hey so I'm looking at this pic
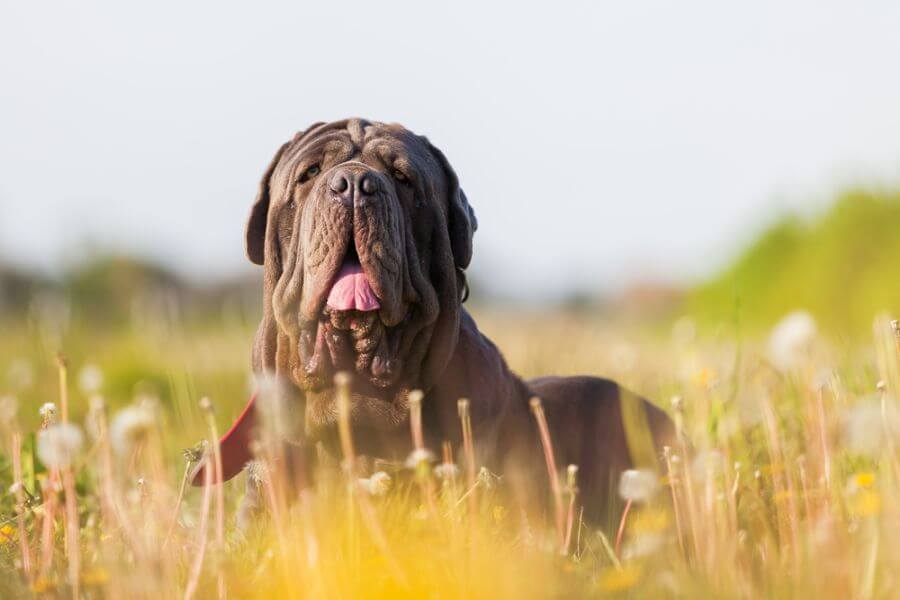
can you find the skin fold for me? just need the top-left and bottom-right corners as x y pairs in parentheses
(195, 118), (676, 528)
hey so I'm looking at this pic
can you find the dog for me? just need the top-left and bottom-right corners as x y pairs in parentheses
(193, 119), (676, 528)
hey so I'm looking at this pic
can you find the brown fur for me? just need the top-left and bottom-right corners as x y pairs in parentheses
(230, 118), (675, 525)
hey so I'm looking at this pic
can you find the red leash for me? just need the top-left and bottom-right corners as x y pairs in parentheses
(191, 393), (258, 486)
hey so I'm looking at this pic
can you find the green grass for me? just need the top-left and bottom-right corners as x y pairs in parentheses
(1, 308), (900, 598)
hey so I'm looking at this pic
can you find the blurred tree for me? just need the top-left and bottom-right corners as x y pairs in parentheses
(690, 188), (900, 336)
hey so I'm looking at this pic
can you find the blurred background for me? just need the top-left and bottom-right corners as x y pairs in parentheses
(3, 1), (900, 341)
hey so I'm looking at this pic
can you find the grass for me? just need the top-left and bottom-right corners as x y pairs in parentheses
(1, 306), (899, 598)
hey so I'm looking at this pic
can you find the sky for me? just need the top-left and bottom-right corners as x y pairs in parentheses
(2, 1), (900, 299)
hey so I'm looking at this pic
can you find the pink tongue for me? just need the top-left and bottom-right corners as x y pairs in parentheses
(326, 260), (381, 312)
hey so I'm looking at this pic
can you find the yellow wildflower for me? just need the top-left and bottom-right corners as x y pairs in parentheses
(692, 367), (717, 389)
(81, 567), (110, 586)
(854, 472), (876, 489)
(0, 524), (15, 544)
(849, 490), (882, 517)
(597, 564), (642, 593)
(31, 577), (56, 593)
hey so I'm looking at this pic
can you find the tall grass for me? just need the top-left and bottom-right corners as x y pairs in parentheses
(1, 308), (899, 598)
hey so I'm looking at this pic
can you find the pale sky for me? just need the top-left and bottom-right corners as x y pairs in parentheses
(3, 1), (900, 298)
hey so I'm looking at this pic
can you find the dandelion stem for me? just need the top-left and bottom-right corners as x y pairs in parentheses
(529, 397), (565, 547)
(334, 372), (409, 589)
(200, 397), (226, 600)
(183, 455), (213, 600)
(11, 432), (32, 580)
(62, 467), (80, 599)
(663, 446), (687, 559)
(614, 499), (633, 558)
(562, 464), (578, 556)
(458, 399), (477, 514)
(162, 459), (194, 551)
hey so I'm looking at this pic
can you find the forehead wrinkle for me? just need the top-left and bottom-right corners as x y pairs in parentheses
(280, 132), (351, 175)
(363, 136), (424, 173)
(347, 118), (370, 145)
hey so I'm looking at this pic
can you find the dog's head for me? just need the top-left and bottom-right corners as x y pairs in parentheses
(248, 119), (476, 437)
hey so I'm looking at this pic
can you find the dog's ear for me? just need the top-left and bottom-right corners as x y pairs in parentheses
(425, 140), (478, 270)
(245, 142), (290, 265)
(245, 124), (325, 265)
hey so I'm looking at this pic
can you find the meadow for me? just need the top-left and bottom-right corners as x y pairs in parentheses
(1, 300), (899, 599)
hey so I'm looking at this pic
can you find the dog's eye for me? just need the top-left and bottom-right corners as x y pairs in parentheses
(393, 170), (410, 184)
(298, 164), (321, 184)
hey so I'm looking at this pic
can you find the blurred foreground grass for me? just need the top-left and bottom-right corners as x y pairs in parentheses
(1, 305), (900, 598)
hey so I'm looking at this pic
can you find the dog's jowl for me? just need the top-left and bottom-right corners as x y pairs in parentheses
(193, 119), (676, 527)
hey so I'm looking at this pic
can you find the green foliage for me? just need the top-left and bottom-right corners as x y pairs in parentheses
(689, 188), (900, 336)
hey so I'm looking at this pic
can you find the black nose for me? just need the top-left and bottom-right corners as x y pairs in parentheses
(329, 168), (379, 206)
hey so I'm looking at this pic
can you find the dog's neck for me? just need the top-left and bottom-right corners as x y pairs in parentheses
(309, 308), (532, 467)
(422, 309), (533, 455)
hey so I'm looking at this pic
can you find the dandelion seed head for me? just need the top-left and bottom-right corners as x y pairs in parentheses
(361, 471), (392, 496)
(567, 464), (579, 489)
(408, 389), (423, 407)
(405, 448), (436, 469)
(618, 469), (659, 502)
(39, 402), (57, 426)
(477, 467), (501, 489)
(691, 450), (725, 481)
(77, 364), (104, 394)
(622, 532), (665, 560)
(246, 460), (269, 486)
(110, 404), (156, 456)
(37, 423), (84, 468)
(182, 440), (208, 463)
(457, 397), (470, 417)
(843, 401), (900, 457)
(433, 462), (459, 480)
(768, 310), (817, 372)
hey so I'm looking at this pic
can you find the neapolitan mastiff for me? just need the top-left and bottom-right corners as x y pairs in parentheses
(193, 119), (676, 527)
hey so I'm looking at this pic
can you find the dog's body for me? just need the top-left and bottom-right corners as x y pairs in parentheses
(194, 119), (675, 526)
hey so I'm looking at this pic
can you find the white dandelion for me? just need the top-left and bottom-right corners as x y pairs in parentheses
(768, 310), (817, 372)
(110, 404), (157, 456)
(477, 467), (502, 489)
(77, 364), (104, 394)
(618, 469), (659, 503)
(691, 449), (726, 482)
(39, 402), (57, 427)
(405, 448), (436, 469)
(359, 471), (392, 496)
(844, 400), (900, 457)
(622, 532), (665, 560)
(434, 462), (461, 480)
(37, 423), (84, 468)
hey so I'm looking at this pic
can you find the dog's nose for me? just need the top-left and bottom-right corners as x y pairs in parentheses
(329, 168), (379, 206)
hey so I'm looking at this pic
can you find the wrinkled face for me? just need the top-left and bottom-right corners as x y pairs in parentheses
(246, 119), (475, 436)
